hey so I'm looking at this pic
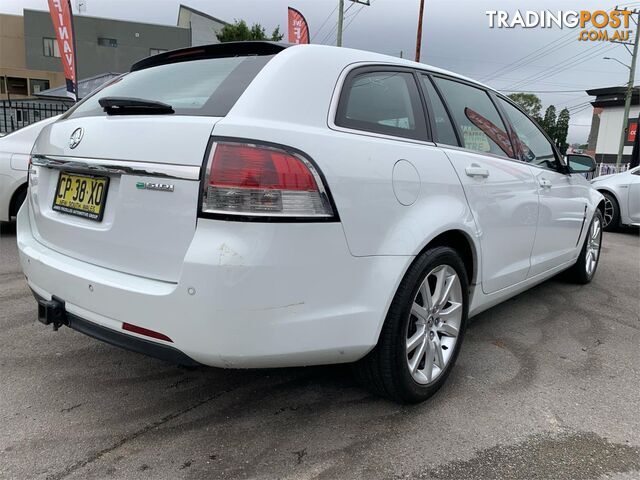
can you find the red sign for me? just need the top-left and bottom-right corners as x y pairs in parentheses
(47, 0), (77, 100)
(288, 7), (310, 44)
(628, 121), (637, 143)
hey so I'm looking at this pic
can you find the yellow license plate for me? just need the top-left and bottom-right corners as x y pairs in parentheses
(52, 172), (110, 222)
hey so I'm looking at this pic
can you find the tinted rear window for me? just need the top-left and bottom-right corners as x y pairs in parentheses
(68, 55), (274, 118)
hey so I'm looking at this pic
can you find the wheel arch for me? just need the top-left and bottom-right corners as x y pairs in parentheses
(416, 229), (478, 288)
(9, 182), (28, 218)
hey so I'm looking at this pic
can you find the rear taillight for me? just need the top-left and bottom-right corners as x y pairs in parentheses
(201, 141), (335, 219)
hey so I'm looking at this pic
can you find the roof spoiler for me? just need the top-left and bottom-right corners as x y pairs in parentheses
(131, 41), (290, 72)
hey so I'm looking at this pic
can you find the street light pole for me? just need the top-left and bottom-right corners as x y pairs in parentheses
(615, 13), (640, 169)
(337, 0), (344, 47)
(415, 0), (425, 62)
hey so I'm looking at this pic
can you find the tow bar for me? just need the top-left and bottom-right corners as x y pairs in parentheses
(35, 295), (68, 331)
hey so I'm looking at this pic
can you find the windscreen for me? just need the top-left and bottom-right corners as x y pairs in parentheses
(68, 55), (274, 118)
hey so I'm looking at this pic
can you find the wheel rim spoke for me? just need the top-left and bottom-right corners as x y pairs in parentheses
(409, 337), (427, 373)
(423, 340), (435, 381)
(411, 302), (429, 323)
(438, 321), (459, 338)
(433, 336), (445, 369)
(406, 326), (426, 353)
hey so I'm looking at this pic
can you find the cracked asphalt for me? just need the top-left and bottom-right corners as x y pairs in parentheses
(1, 221), (638, 480)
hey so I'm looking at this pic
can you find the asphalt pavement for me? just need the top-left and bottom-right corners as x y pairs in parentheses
(0, 221), (638, 480)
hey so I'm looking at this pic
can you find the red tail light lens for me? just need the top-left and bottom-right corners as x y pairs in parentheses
(201, 141), (334, 218)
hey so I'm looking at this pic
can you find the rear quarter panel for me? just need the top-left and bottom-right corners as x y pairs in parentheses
(215, 46), (479, 265)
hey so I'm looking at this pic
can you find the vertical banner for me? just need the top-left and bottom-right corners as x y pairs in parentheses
(47, 0), (78, 101)
(288, 7), (310, 44)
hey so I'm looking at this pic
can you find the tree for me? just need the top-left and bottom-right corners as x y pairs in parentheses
(554, 108), (570, 154)
(540, 105), (557, 139)
(507, 93), (542, 121)
(216, 20), (284, 42)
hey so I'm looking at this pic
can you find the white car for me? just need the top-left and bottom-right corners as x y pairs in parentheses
(591, 166), (640, 230)
(18, 43), (604, 403)
(0, 116), (59, 222)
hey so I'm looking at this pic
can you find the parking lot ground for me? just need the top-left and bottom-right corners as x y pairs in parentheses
(0, 222), (639, 480)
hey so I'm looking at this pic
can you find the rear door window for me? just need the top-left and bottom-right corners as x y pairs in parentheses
(420, 75), (458, 147)
(336, 70), (427, 140)
(433, 77), (514, 159)
(68, 55), (274, 118)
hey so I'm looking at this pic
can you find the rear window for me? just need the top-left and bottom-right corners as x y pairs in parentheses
(68, 55), (274, 118)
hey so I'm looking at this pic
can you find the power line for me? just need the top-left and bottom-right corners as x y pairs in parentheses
(480, 31), (577, 82)
(481, 1), (634, 83)
(311, 3), (339, 42)
(504, 43), (618, 91)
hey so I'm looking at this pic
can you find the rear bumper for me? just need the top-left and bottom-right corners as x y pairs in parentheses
(32, 291), (200, 366)
(17, 202), (411, 368)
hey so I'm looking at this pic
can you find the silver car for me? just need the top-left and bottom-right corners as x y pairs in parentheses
(591, 166), (640, 230)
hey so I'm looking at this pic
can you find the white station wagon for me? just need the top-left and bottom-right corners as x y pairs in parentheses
(18, 43), (604, 403)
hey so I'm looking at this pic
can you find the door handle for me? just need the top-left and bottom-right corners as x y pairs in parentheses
(539, 177), (552, 189)
(465, 164), (489, 178)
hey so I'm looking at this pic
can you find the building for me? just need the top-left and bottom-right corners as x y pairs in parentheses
(177, 4), (227, 46)
(586, 86), (640, 164)
(0, 14), (65, 101)
(24, 9), (191, 80)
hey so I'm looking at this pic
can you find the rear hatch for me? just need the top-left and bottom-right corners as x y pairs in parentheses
(28, 43), (282, 283)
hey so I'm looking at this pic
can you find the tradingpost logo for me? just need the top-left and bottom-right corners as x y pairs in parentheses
(486, 10), (633, 42)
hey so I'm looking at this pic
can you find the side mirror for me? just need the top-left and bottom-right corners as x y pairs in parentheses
(566, 154), (596, 174)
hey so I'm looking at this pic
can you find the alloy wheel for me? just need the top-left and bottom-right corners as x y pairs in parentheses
(406, 264), (463, 385)
(603, 196), (614, 229)
(586, 217), (602, 277)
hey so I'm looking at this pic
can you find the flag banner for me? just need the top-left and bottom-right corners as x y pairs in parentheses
(47, 0), (77, 100)
(288, 7), (310, 44)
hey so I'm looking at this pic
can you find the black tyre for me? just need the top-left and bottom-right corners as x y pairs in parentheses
(565, 209), (603, 284)
(353, 246), (469, 404)
(601, 192), (620, 231)
(10, 186), (27, 219)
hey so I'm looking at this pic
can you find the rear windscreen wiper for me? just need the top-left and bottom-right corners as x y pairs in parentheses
(98, 97), (175, 115)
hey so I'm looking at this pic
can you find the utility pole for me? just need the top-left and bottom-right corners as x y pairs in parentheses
(615, 8), (640, 169)
(336, 0), (370, 47)
(337, 0), (345, 47)
(415, 0), (426, 62)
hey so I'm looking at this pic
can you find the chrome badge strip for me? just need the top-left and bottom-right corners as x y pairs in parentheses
(31, 155), (200, 181)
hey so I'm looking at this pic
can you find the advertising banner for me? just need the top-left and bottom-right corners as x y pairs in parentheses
(288, 7), (310, 44)
(47, 0), (77, 100)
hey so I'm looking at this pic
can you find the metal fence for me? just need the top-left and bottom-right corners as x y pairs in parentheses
(585, 163), (630, 180)
(0, 100), (71, 134)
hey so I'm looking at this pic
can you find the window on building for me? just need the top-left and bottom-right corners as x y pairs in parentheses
(30, 79), (51, 95)
(43, 37), (61, 58)
(336, 70), (427, 140)
(433, 77), (514, 159)
(98, 37), (118, 48)
(5, 77), (28, 96)
(150, 48), (168, 56)
(0, 80), (5, 94)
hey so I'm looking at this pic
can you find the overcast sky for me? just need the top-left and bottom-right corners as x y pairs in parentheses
(3, 0), (638, 143)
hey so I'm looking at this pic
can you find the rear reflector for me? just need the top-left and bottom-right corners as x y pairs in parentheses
(122, 322), (173, 343)
(201, 141), (334, 218)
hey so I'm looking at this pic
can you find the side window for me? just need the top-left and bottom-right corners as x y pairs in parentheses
(498, 98), (558, 170)
(421, 76), (458, 146)
(336, 70), (427, 140)
(433, 77), (514, 158)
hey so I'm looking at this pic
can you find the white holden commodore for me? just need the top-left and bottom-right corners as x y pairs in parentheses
(18, 42), (604, 403)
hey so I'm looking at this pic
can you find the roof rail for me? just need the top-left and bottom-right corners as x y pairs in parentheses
(131, 41), (289, 72)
